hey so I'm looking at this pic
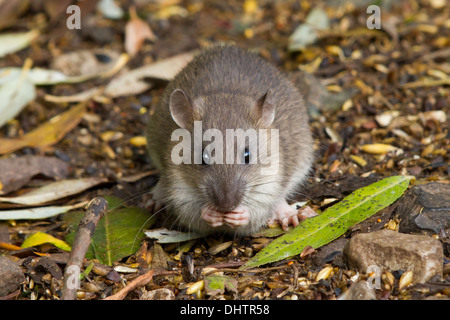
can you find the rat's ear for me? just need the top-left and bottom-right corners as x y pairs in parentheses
(169, 89), (193, 129)
(256, 89), (276, 127)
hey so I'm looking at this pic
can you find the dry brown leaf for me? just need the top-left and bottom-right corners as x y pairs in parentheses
(125, 7), (157, 56)
(0, 0), (30, 31)
(0, 155), (70, 195)
(0, 102), (86, 155)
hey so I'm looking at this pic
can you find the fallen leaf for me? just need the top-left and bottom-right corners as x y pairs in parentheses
(402, 77), (450, 88)
(204, 275), (238, 297)
(144, 228), (204, 244)
(50, 49), (123, 80)
(0, 0), (30, 31)
(0, 202), (87, 220)
(64, 196), (155, 266)
(0, 177), (108, 206)
(97, 0), (124, 19)
(0, 155), (71, 195)
(242, 175), (413, 269)
(125, 7), (157, 56)
(21, 231), (71, 251)
(288, 8), (329, 51)
(44, 87), (104, 103)
(0, 102), (86, 155)
(104, 51), (195, 97)
(0, 59), (36, 128)
(0, 29), (39, 58)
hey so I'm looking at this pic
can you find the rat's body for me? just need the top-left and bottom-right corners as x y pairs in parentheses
(146, 45), (314, 236)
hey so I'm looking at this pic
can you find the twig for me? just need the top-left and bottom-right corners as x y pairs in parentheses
(202, 263), (294, 276)
(102, 270), (154, 300)
(61, 197), (108, 300)
(0, 289), (20, 300)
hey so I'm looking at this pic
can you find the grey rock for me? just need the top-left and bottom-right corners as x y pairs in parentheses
(0, 256), (25, 296)
(397, 183), (450, 236)
(344, 229), (443, 284)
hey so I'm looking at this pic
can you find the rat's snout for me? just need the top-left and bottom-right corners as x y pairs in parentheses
(207, 178), (245, 212)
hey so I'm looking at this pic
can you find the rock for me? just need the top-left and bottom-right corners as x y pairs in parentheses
(344, 229), (443, 284)
(140, 288), (175, 300)
(338, 281), (376, 300)
(396, 183), (450, 236)
(0, 256), (26, 296)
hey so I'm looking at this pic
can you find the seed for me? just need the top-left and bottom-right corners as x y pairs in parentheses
(129, 136), (147, 147)
(315, 266), (333, 281)
(186, 280), (204, 295)
(382, 271), (395, 286)
(208, 241), (233, 255)
(387, 220), (397, 230)
(29, 278), (35, 290)
(399, 271), (413, 289)
(76, 291), (85, 300)
(350, 155), (367, 167)
(297, 277), (311, 290)
(361, 143), (398, 154)
(349, 272), (360, 283)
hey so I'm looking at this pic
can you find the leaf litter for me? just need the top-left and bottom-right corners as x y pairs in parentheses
(0, 0), (448, 301)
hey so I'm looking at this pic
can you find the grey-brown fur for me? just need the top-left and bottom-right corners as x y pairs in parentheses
(146, 45), (314, 236)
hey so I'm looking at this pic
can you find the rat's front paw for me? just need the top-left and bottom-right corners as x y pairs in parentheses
(144, 195), (165, 213)
(201, 206), (250, 228)
(269, 200), (317, 231)
(223, 206), (250, 228)
(201, 207), (225, 227)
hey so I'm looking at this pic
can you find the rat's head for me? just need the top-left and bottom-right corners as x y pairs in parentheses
(164, 88), (283, 232)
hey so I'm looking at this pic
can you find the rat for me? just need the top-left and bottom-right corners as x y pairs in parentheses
(146, 45), (314, 236)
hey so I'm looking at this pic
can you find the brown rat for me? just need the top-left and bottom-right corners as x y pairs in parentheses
(146, 45), (314, 236)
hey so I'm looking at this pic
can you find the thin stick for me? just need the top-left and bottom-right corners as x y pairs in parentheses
(61, 197), (108, 300)
(102, 270), (154, 300)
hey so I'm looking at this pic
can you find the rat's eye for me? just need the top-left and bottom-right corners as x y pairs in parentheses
(202, 150), (211, 165)
(244, 147), (251, 164)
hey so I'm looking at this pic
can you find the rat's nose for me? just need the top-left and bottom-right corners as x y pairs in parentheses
(208, 180), (244, 212)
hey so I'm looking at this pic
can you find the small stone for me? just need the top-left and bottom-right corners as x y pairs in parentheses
(140, 288), (175, 300)
(338, 280), (376, 300)
(0, 257), (26, 296)
(396, 183), (450, 235)
(343, 229), (443, 284)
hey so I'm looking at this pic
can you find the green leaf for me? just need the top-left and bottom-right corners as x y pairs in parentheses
(64, 196), (155, 266)
(21, 231), (72, 252)
(204, 275), (238, 297)
(242, 175), (413, 269)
